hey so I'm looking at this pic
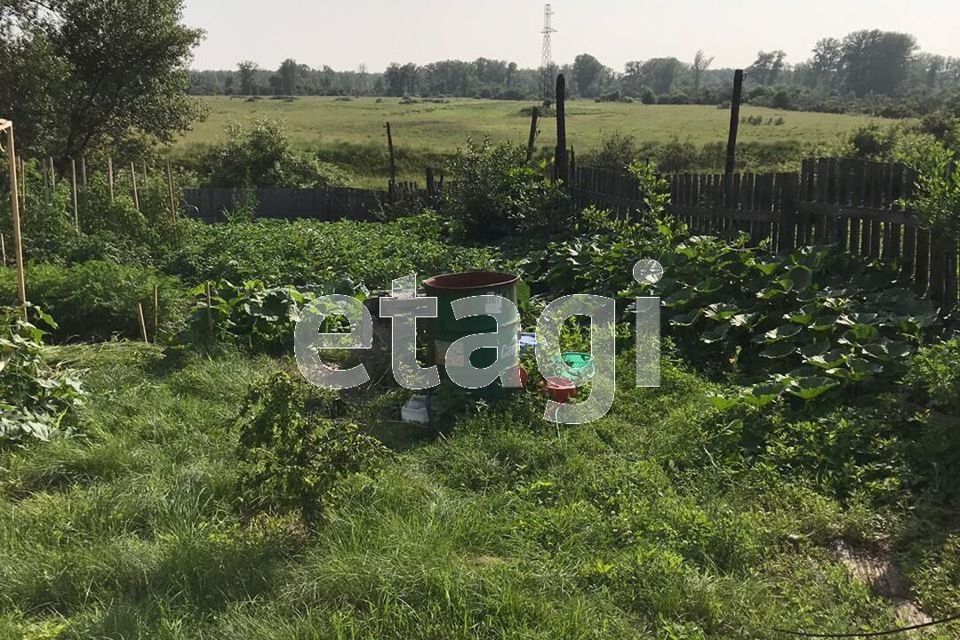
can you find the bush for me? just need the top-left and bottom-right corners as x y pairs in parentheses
(442, 139), (575, 242)
(197, 118), (353, 188)
(903, 339), (960, 414)
(0, 306), (85, 445)
(0, 262), (189, 343)
(583, 131), (639, 171)
(235, 373), (387, 525)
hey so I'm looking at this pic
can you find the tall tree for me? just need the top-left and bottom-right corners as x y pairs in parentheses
(691, 50), (714, 92)
(573, 53), (604, 98)
(809, 38), (842, 89)
(1, 0), (205, 161)
(840, 30), (917, 96)
(273, 58), (303, 95)
(237, 61), (260, 95)
(747, 50), (788, 85)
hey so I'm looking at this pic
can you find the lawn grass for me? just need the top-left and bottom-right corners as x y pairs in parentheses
(172, 97), (894, 188)
(2, 343), (943, 639)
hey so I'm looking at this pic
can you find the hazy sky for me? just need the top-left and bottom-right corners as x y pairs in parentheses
(182, 0), (960, 72)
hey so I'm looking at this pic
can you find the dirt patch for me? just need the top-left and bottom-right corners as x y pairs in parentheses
(835, 540), (932, 627)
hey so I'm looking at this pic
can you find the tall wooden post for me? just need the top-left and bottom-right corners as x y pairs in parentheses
(108, 157), (115, 202)
(81, 157), (88, 189)
(554, 74), (568, 184)
(725, 70), (744, 176)
(1, 234), (6, 265)
(3, 122), (27, 318)
(166, 160), (177, 222)
(18, 156), (25, 209)
(526, 106), (540, 163)
(385, 122), (397, 200)
(70, 158), (79, 231)
(130, 162), (140, 211)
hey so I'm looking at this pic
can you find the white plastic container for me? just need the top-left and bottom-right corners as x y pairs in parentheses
(401, 395), (431, 425)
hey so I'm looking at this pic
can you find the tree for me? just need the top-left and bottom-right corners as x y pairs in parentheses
(840, 30), (918, 96)
(238, 61), (259, 95)
(573, 53), (604, 98)
(691, 50), (714, 92)
(624, 58), (685, 95)
(273, 58), (304, 95)
(1, 0), (205, 161)
(809, 38), (842, 89)
(747, 50), (788, 85)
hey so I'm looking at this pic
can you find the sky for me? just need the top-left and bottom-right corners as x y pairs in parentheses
(182, 0), (960, 72)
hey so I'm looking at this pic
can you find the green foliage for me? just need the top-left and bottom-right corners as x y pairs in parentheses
(198, 118), (353, 189)
(0, 262), (188, 343)
(903, 339), (960, 414)
(536, 215), (939, 402)
(0, 306), (84, 445)
(183, 279), (327, 352)
(442, 139), (575, 242)
(167, 216), (498, 288)
(895, 134), (960, 235)
(0, 0), (205, 159)
(235, 373), (387, 525)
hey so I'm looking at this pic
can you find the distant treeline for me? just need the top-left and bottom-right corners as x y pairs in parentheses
(189, 30), (960, 118)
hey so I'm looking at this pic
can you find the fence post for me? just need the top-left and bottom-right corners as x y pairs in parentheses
(554, 74), (568, 184)
(526, 106), (540, 163)
(725, 70), (744, 176)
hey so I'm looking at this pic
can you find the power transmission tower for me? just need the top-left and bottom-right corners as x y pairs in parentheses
(539, 3), (556, 107)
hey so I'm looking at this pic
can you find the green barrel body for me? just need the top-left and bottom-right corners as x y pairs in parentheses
(423, 272), (521, 399)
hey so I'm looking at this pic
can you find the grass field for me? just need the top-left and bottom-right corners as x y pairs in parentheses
(0, 344), (928, 638)
(173, 97), (893, 187)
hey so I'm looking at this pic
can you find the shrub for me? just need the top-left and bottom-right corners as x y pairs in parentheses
(181, 279), (324, 352)
(0, 262), (189, 343)
(235, 373), (387, 525)
(584, 131), (639, 171)
(197, 117), (353, 188)
(903, 339), (960, 414)
(442, 139), (575, 242)
(0, 306), (85, 445)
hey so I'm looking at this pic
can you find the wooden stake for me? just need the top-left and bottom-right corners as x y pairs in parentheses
(108, 157), (115, 202)
(526, 106), (540, 163)
(166, 160), (177, 222)
(1, 233), (6, 265)
(17, 156), (25, 209)
(385, 122), (397, 200)
(80, 157), (87, 189)
(137, 303), (149, 342)
(47, 157), (55, 185)
(153, 285), (160, 338)
(205, 282), (214, 334)
(725, 70), (744, 176)
(130, 162), (140, 211)
(70, 158), (79, 231)
(3, 123), (27, 319)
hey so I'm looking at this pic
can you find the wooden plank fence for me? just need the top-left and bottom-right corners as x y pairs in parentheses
(570, 159), (959, 314)
(183, 180), (442, 223)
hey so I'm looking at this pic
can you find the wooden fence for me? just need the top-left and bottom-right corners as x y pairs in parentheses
(571, 159), (958, 314)
(182, 182), (437, 222)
